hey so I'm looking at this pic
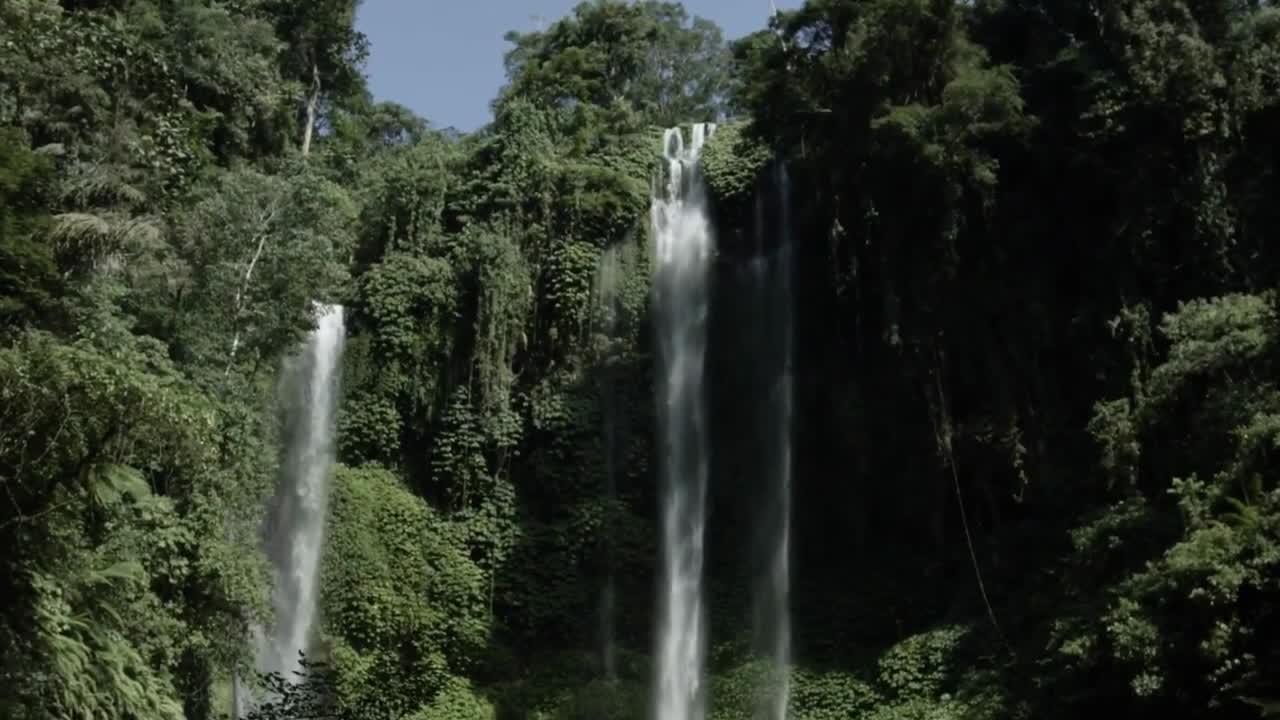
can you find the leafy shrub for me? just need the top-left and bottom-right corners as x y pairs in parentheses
(791, 667), (881, 720)
(321, 465), (490, 719)
(700, 122), (772, 209)
(409, 677), (497, 720)
(876, 625), (968, 700)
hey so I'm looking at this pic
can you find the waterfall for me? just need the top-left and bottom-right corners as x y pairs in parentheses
(262, 304), (346, 679)
(748, 164), (793, 720)
(652, 123), (715, 720)
(238, 304), (346, 715)
(594, 244), (625, 682)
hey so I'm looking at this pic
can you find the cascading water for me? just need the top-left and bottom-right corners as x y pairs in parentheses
(237, 304), (346, 716)
(593, 245), (625, 682)
(652, 123), (715, 720)
(747, 164), (794, 720)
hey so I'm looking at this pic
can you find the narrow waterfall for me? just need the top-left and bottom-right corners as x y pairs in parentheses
(652, 123), (715, 720)
(748, 164), (794, 720)
(593, 244), (625, 682)
(239, 304), (346, 713)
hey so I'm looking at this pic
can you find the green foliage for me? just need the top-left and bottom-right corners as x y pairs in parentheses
(548, 678), (646, 720)
(123, 0), (293, 161)
(708, 659), (774, 720)
(360, 253), (456, 360)
(876, 626), (968, 700)
(700, 122), (773, 210)
(709, 632), (1009, 720)
(1087, 398), (1141, 488)
(1, 1), (203, 200)
(336, 383), (402, 467)
(322, 464), (490, 719)
(501, 1), (732, 127)
(7, 1), (1280, 720)
(337, 138), (466, 470)
(0, 0), (371, 715)
(465, 225), (530, 424)
(267, 0), (369, 105)
(161, 165), (354, 373)
(22, 564), (186, 720)
(789, 667), (880, 720)
(1047, 291), (1280, 713)
(722, 1), (1280, 718)
(0, 330), (268, 719)
(1079, 484), (1280, 707)
(1145, 293), (1275, 412)
(237, 660), (340, 720)
(487, 650), (648, 720)
(0, 128), (61, 331)
(433, 387), (500, 511)
(353, 135), (457, 261)
(408, 676), (497, 720)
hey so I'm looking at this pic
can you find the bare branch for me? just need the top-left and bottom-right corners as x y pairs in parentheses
(301, 61), (322, 157)
(226, 199), (283, 374)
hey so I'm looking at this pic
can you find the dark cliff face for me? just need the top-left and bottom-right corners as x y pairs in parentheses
(700, 145), (1038, 658)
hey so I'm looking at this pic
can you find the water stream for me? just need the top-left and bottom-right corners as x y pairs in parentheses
(750, 164), (794, 720)
(652, 123), (716, 720)
(236, 304), (346, 716)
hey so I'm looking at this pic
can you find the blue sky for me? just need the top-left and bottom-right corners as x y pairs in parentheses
(355, 0), (801, 132)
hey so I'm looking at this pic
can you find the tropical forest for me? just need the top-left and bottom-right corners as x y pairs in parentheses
(2, 0), (1279, 718)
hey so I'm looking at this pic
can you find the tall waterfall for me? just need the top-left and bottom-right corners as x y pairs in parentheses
(593, 244), (625, 682)
(749, 164), (793, 720)
(652, 123), (715, 720)
(239, 304), (346, 714)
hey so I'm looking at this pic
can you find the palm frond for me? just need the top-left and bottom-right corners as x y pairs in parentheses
(51, 211), (112, 246)
(118, 216), (162, 248)
(86, 463), (151, 507)
(85, 560), (146, 589)
(59, 161), (146, 207)
(52, 211), (163, 273)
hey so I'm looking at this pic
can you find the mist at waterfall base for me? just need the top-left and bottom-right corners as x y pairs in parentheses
(235, 305), (346, 716)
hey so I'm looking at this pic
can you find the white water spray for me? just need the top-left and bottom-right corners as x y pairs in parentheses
(652, 123), (715, 720)
(237, 305), (345, 715)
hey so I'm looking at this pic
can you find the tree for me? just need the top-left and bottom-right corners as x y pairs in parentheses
(0, 329), (267, 720)
(122, 0), (292, 161)
(261, 0), (370, 155)
(499, 0), (732, 126)
(154, 165), (355, 375)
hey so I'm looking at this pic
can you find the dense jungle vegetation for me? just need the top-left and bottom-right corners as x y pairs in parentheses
(2, 0), (1280, 718)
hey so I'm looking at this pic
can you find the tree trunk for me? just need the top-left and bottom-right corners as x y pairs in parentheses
(224, 232), (268, 374)
(301, 62), (320, 157)
(225, 203), (279, 374)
